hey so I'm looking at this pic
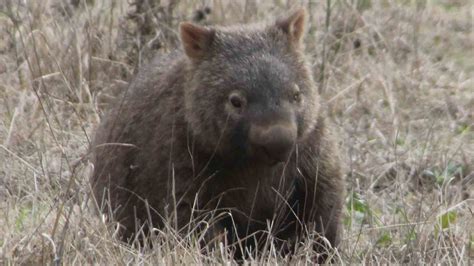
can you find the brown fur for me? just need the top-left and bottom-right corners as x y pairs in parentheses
(91, 8), (344, 260)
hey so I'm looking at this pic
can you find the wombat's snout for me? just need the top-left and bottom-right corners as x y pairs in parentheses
(249, 122), (297, 163)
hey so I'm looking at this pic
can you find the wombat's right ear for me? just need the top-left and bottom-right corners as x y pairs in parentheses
(276, 8), (307, 47)
(180, 22), (215, 60)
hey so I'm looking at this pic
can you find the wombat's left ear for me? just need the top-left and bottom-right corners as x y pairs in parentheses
(180, 22), (215, 60)
(276, 8), (307, 46)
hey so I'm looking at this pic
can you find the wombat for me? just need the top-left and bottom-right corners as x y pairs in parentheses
(91, 8), (344, 260)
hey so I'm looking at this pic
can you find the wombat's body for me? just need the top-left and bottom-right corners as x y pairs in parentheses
(91, 9), (344, 259)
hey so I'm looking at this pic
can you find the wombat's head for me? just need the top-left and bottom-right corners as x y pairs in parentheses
(181, 8), (320, 165)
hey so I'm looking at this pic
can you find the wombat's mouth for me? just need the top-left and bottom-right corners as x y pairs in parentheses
(255, 146), (288, 166)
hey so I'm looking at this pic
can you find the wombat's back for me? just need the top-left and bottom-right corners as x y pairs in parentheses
(90, 51), (189, 235)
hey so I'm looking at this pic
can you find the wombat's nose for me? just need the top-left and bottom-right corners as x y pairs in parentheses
(249, 123), (296, 163)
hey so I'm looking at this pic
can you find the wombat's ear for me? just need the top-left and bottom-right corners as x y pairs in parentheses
(180, 22), (215, 59)
(276, 8), (307, 46)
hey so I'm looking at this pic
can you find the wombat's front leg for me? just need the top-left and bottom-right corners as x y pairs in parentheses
(296, 127), (345, 259)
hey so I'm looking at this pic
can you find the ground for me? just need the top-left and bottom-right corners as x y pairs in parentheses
(0, 0), (472, 264)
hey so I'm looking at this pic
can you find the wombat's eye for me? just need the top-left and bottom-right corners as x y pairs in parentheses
(293, 91), (301, 102)
(229, 94), (243, 108)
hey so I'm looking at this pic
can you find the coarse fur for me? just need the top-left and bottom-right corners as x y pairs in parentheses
(91, 8), (344, 261)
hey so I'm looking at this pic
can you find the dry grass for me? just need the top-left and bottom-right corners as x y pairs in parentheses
(0, 0), (473, 264)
